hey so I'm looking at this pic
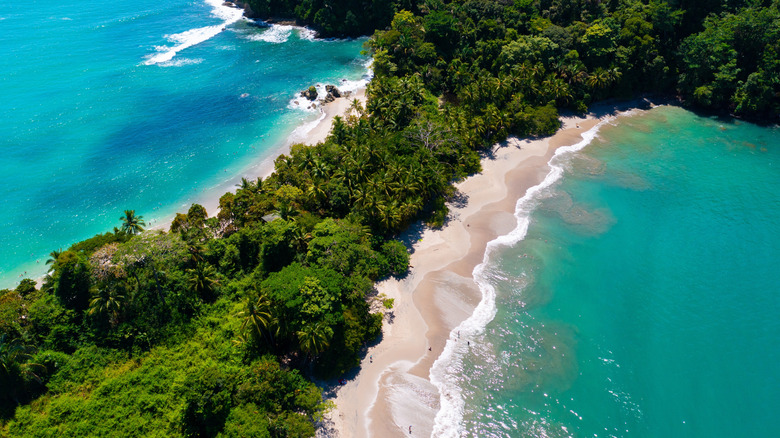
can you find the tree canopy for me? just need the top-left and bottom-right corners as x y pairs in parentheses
(3, 0), (778, 435)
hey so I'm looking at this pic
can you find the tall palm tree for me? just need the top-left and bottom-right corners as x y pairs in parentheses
(236, 177), (252, 191)
(88, 287), (125, 327)
(587, 67), (611, 90)
(239, 296), (274, 346)
(185, 263), (219, 300)
(543, 76), (572, 104)
(296, 321), (333, 361)
(45, 249), (62, 266)
(120, 210), (146, 235)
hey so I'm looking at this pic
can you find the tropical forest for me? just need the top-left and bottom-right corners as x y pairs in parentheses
(2, 0), (778, 436)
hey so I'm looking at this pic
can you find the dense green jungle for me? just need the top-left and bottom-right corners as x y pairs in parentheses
(2, 0), (778, 436)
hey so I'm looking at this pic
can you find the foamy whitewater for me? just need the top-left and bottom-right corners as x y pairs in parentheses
(432, 106), (780, 437)
(430, 117), (616, 437)
(144, 0), (244, 65)
(0, 0), (368, 287)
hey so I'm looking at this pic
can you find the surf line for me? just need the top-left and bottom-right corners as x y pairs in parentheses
(428, 117), (615, 438)
(143, 0), (244, 66)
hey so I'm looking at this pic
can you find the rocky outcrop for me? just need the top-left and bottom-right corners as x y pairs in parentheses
(300, 84), (343, 103)
(301, 86), (318, 101)
(322, 85), (342, 103)
(325, 85), (341, 98)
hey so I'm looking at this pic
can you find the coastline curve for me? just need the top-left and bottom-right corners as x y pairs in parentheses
(429, 117), (615, 437)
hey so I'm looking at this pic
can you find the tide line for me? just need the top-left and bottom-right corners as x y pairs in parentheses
(428, 116), (614, 438)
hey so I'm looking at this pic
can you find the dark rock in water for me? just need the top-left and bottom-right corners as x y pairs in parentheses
(300, 86), (318, 101)
(325, 84), (341, 98)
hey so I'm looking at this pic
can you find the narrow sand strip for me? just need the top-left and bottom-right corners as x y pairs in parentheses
(325, 113), (624, 437)
(325, 99), (663, 437)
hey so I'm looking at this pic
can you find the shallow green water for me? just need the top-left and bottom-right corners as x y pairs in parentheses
(435, 107), (780, 437)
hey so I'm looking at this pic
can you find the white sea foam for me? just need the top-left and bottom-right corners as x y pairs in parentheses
(159, 58), (204, 67)
(428, 117), (615, 437)
(144, 0), (243, 65)
(289, 83), (326, 112)
(287, 58), (373, 112)
(247, 24), (293, 43)
(297, 27), (317, 41)
(286, 110), (327, 143)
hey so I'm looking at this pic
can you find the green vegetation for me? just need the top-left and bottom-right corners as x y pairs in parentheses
(1, 203), (403, 435)
(252, 0), (779, 119)
(3, 0), (778, 436)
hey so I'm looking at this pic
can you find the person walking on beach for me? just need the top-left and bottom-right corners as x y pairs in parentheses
(409, 425), (412, 434)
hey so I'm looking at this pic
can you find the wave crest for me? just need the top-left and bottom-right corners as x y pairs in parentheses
(428, 117), (614, 437)
(144, 0), (243, 66)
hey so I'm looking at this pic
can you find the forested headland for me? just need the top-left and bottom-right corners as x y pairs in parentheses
(2, 0), (779, 436)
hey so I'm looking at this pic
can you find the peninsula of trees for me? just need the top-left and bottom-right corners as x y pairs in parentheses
(2, 0), (778, 436)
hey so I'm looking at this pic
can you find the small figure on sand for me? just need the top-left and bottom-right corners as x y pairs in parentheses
(370, 355), (373, 363)
(409, 425), (412, 434)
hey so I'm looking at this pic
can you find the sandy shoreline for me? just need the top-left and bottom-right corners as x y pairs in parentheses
(27, 89), (366, 289)
(148, 87), (367, 233)
(325, 100), (659, 437)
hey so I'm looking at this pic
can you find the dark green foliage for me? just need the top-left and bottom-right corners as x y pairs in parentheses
(379, 240), (410, 277)
(244, 0), (400, 37)
(0, 335), (45, 418)
(679, 6), (780, 117)
(259, 219), (299, 273)
(5, 0), (779, 435)
(181, 366), (233, 437)
(26, 293), (80, 352)
(14, 279), (37, 298)
(306, 219), (380, 278)
(50, 251), (92, 313)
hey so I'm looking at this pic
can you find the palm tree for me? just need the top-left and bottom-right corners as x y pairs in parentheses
(88, 287), (125, 327)
(306, 183), (327, 208)
(542, 76), (572, 104)
(236, 177), (252, 191)
(120, 210), (145, 235)
(235, 177), (262, 194)
(185, 263), (219, 301)
(0, 334), (45, 406)
(606, 67), (622, 86)
(296, 321), (333, 361)
(239, 296), (274, 346)
(587, 67), (611, 90)
(45, 249), (62, 266)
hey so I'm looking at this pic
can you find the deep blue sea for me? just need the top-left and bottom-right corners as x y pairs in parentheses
(0, 0), (369, 288)
(432, 107), (780, 437)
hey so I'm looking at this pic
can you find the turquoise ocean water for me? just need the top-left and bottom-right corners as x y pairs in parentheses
(0, 0), (368, 288)
(432, 107), (780, 437)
